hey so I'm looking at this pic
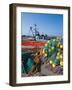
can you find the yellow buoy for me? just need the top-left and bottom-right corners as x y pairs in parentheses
(60, 45), (63, 49)
(52, 64), (56, 68)
(50, 60), (53, 64)
(59, 54), (63, 59)
(44, 53), (47, 57)
(56, 56), (60, 60)
(57, 52), (60, 56)
(60, 61), (63, 66)
(42, 49), (45, 54)
(45, 43), (47, 46)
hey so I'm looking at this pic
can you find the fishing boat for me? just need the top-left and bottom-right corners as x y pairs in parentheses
(22, 24), (48, 53)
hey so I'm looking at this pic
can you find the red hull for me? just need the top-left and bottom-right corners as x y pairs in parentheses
(22, 40), (46, 47)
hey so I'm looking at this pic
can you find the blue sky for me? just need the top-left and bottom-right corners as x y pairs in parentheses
(21, 12), (63, 36)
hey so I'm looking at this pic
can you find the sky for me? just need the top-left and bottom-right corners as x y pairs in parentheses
(21, 12), (63, 36)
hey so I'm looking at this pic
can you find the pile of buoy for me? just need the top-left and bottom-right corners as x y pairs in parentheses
(42, 38), (63, 69)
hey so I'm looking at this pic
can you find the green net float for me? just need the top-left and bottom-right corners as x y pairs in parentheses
(48, 49), (52, 57)
(48, 48), (51, 52)
(49, 56), (55, 62)
(56, 55), (60, 60)
(48, 41), (52, 47)
(52, 39), (57, 46)
(48, 45), (51, 49)
(44, 45), (48, 50)
(51, 46), (55, 53)
(54, 59), (60, 65)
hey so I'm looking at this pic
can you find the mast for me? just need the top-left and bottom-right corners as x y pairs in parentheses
(30, 26), (36, 40)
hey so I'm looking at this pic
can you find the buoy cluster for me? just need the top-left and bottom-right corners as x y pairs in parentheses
(43, 38), (63, 68)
